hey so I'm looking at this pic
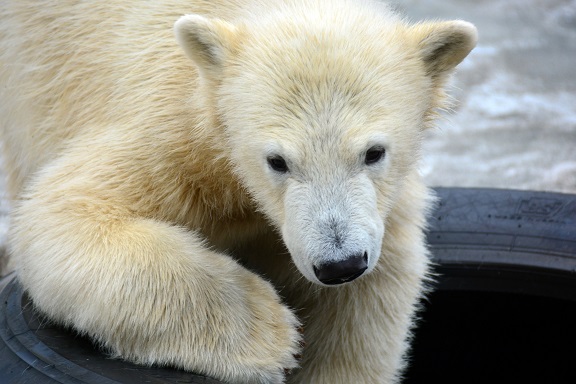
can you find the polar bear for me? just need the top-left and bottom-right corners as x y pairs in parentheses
(0, 0), (476, 383)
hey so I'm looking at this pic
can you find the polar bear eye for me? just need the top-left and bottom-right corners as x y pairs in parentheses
(267, 155), (289, 173)
(365, 146), (386, 165)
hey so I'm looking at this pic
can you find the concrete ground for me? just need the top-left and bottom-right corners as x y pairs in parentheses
(1, 0), (575, 262)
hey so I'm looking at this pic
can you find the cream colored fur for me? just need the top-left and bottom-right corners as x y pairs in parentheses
(0, 0), (476, 383)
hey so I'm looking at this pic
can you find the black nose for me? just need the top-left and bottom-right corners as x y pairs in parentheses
(313, 253), (368, 285)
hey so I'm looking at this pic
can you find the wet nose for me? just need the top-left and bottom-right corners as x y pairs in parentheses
(313, 253), (368, 285)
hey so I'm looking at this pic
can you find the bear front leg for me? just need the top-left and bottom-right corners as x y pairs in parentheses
(286, 259), (428, 384)
(10, 190), (301, 384)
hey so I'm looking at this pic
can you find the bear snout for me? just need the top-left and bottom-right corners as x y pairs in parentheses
(313, 252), (368, 285)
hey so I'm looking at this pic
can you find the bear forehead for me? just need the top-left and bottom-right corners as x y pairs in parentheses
(224, 21), (428, 123)
(218, 3), (432, 152)
(236, 18), (418, 80)
(223, 39), (429, 139)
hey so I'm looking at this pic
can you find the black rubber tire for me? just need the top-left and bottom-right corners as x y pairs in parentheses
(407, 187), (576, 384)
(428, 187), (576, 300)
(1, 188), (575, 383)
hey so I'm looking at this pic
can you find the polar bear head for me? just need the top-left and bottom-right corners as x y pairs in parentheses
(175, 1), (476, 286)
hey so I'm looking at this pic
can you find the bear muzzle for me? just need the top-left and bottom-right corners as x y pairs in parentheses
(313, 252), (368, 285)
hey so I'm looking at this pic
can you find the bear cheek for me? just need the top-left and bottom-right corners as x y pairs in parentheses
(280, 222), (318, 283)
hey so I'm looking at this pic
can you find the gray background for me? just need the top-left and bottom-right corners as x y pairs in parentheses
(392, 0), (576, 193)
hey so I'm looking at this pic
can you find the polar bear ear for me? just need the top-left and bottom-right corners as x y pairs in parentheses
(412, 20), (477, 78)
(174, 15), (238, 78)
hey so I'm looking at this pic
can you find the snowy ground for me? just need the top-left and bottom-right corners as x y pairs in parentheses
(1, 0), (576, 263)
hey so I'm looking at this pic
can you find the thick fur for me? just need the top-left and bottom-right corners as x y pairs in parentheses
(0, 1), (476, 383)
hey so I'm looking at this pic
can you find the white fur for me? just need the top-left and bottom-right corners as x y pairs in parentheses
(0, 0), (476, 382)
(282, 170), (384, 283)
